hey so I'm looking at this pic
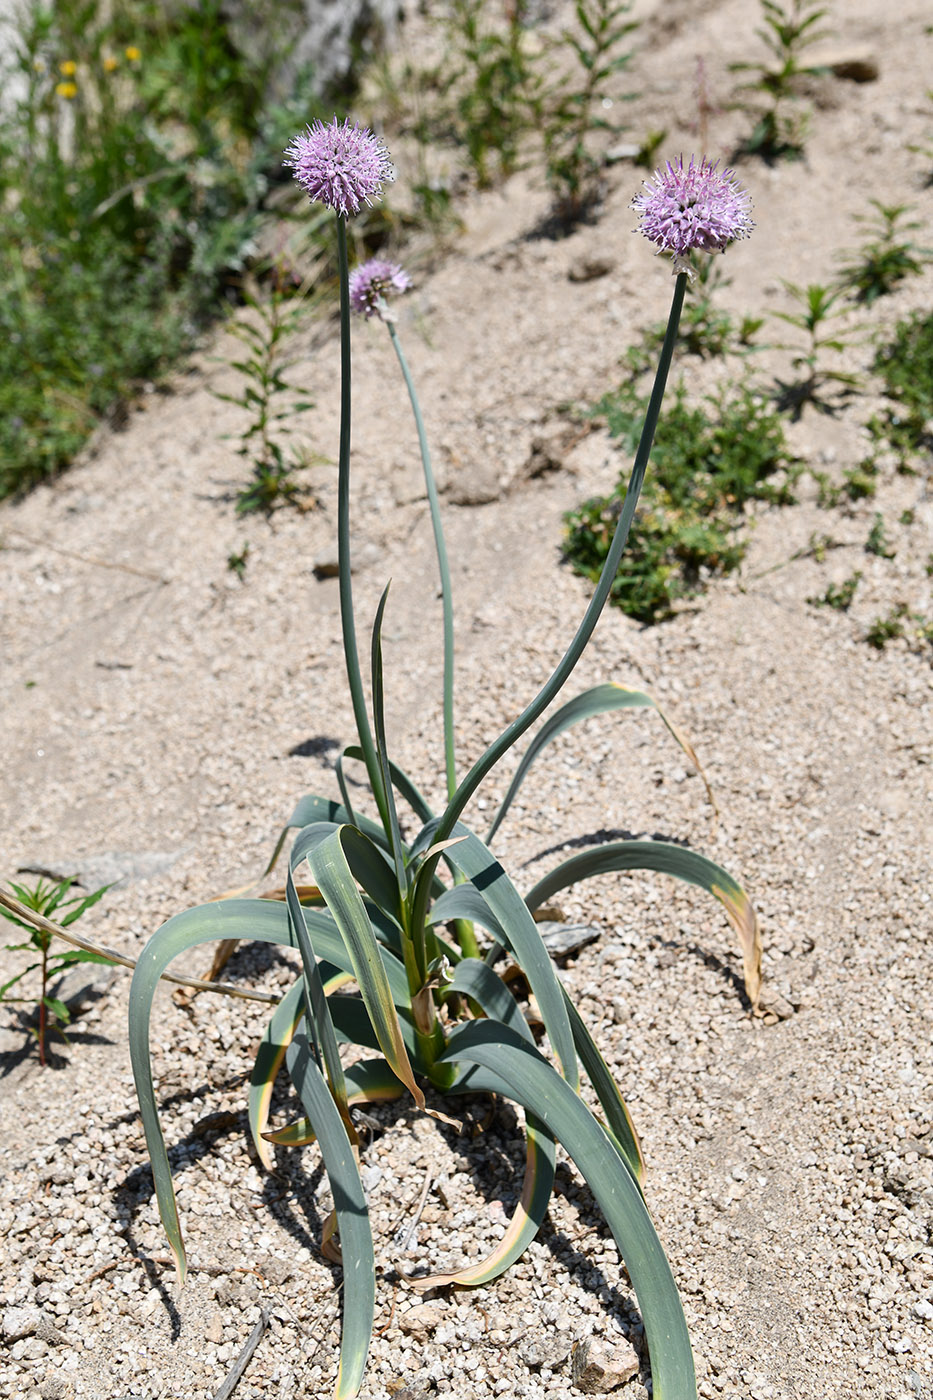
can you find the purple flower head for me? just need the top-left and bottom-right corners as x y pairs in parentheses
(633, 157), (753, 272)
(349, 258), (412, 321)
(284, 117), (395, 218)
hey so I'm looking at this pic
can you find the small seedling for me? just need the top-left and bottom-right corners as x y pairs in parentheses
(540, 0), (639, 220)
(808, 571), (861, 610)
(835, 201), (931, 305)
(214, 263), (318, 515)
(865, 605), (907, 649)
(0, 877), (110, 1064)
(227, 543), (250, 579)
(865, 513), (895, 559)
(730, 0), (831, 161)
(770, 281), (861, 417)
(872, 310), (933, 462)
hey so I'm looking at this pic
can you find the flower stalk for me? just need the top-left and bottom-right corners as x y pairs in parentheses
(335, 217), (391, 834)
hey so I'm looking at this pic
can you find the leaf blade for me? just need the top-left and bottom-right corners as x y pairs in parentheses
(440, 1021), (696, 1400)
(526, 840), (761, 1010)
(286, 1032), (375, 1400)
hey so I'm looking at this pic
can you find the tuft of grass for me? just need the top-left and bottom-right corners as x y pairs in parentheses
(865, 606), (907, 650)
(865, 513), (895, 559)
(565, 381), (798, 622)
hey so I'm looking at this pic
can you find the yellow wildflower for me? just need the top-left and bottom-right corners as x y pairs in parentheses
(59, 59), (77, 76)
(103, 55), (119, 72)
(125, 45), (141, 62)
(55, 80), (78, 99)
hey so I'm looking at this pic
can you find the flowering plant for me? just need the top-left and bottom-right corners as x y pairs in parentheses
(129, 124), (760, 1400)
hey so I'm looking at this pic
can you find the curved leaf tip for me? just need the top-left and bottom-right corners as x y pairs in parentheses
(712, 881), (762, 1011)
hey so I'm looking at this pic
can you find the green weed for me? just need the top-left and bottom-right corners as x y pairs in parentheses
(440, 0), (539, 188)
(835, 201), (931, 306)
(1, 877), (110, 1065)
(808, 571), (861, 610)
(730, 0), (831, 162)
(0, 0), (324, 498)
(865, 606), (907, 650)
(639, 255), (763, 363)
(227, 544), (250, 579)
(770, 281), (861, 417)
(865, 513), (895, 559)
(565, 382), (798, 621)
(871, 310), (933, 462)
(213, 263), (319, 515)
(540, 0), (638, 220)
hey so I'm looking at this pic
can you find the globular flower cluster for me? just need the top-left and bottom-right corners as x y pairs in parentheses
(349, 258), (412, 320)
(633, 157), (753, 270)
(284, 117), (395, 218)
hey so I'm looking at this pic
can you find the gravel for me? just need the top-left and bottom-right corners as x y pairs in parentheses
(2, 0), (933, 1397)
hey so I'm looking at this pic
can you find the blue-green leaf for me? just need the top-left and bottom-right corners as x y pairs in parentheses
(415, 821), (577, 1088)
(129, 899), (301, 1280)
(265, 795), (389, 878)
(561, 989), (644, 1185)
(249, 978), (305, 1170)
(525, 840), (761, 1009)
(264, 1057), (406, 1147)
(486, 682), (713, 843)
(440, 1020), (696, 1400)
(291, 821), (402, 930)
(402, 958), (556, 1290)
(302, 827), (424, 1111)
(286, 1032), (375, 1400)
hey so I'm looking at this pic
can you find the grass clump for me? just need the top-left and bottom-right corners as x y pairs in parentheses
(565, 382), (798, 622)
(865, 605), (907, 650)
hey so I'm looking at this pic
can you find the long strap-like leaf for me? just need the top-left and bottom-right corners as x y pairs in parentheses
(416, 821), (577, 1088)
(264, 1058), (406, 1148)
(440, 1020), (696, 1400)
(525, 839), (761, 1009)
(303, 826), (425, 1112)
(249, 978), (306, 1170)
(406, 958), (556, 1291)
(286, 1032), (375, 1400)
(486, 681), (715, 842)
(129, 899), (309, 1280)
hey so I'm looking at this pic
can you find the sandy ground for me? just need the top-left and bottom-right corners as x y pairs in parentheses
(1, 1), (932, 1398)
